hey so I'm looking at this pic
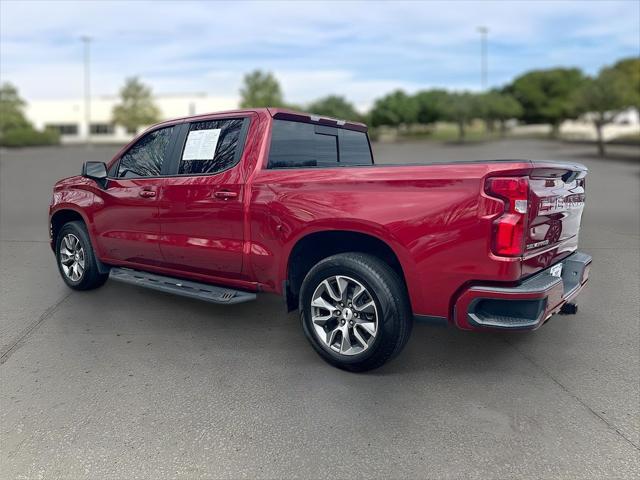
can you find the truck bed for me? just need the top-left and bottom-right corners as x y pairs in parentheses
(250, 158), (587, 320)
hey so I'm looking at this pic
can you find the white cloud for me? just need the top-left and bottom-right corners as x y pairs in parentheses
(1, 0), (638, 107)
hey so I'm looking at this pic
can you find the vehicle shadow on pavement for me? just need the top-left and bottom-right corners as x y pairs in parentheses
(59, 281), (527, 380)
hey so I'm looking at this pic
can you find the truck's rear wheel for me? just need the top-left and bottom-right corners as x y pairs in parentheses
(300, 253), (412, 372)
(55, 221), (108, 290)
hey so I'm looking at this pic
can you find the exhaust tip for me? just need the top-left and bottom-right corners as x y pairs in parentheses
(560, 302), (578, 315)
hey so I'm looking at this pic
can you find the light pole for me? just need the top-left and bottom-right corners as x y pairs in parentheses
(477, 26), (488, 91)
(80, 36), (92, 146)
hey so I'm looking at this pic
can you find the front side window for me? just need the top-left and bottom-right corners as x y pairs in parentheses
(116, 126), (174, 178)
(178, 118), (246, 175)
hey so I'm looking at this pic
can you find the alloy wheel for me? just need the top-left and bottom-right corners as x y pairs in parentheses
(310, 275), (379, 355)
(59, 233), (85, 282)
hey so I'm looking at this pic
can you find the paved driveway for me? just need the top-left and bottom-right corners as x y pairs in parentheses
(1, 140), (638, 478)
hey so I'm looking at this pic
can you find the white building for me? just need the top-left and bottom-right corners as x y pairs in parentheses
(25, 93), (237, 144)
(511, 107), (639, 141)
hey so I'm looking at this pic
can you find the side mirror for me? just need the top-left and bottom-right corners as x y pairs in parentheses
(82, 161), (107, 186)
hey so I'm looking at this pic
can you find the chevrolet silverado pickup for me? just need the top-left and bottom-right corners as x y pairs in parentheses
(49, 108), (591, 371)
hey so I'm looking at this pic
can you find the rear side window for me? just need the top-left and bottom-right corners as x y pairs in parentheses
(116, 126), (174, 178)
(178, 118), (246, 175)
(267, 120), (372, 169)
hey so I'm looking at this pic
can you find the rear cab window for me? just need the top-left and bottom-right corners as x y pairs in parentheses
(268, 119), (372, 169)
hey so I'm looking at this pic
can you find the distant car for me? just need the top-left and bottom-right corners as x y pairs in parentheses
(49, 108), (591, 371)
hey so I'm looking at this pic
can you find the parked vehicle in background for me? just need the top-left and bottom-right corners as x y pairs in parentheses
(49, 108), (591, 371)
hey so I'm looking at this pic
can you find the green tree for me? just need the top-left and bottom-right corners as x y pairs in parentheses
(112, 77), (161, 134)
(369, 90), (418, 127)
(508, 68), (586, 137)
(0, 82), (59, 147)
(413, 89), (448, 125)
(239, 70), (285, 108)
(0, 82), (30, 137)
(575, 69), (634, 156)
(307, 95), (361, 122)
(477, 91), (523, 136)
(608, 57), (640, 112)
(440, 92), (480, 141)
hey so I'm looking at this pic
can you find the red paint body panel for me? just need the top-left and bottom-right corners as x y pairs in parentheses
(92, 177), (165, 266)
(249, 162), (532, 318)
(49, 109), (589, 328)
(158, 171), (245, 278)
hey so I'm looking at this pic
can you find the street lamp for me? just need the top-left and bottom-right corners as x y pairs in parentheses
(80, 35), (92, 146)
(477, 26), (488, 91)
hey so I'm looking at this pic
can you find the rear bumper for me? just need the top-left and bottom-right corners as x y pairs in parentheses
(454, 251), (592, 330)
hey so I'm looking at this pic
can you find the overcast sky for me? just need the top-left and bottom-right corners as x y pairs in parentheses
(1, 0), (638, 110)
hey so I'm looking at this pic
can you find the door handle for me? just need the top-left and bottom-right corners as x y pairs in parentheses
(139, 190), (156, 198)
(214, 190), (238, 200)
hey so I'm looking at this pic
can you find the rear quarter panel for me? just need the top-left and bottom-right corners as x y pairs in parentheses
(249, 161), (532, 318)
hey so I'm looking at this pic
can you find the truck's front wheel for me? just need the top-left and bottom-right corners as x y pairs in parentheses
(55, 221), (109, 291)
(300, 253), (412, 372)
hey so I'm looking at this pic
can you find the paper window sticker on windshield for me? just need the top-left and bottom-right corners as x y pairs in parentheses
(182, 129), (221, 161)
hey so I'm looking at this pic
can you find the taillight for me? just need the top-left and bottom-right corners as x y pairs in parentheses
(485, 176), (529, 256)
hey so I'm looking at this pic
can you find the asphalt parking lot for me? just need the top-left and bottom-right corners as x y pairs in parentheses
(1, 139), (638, 479)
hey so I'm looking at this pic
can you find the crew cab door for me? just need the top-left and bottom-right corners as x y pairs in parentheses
(158, 116), (251, 278)
(93, 125), (177, 266)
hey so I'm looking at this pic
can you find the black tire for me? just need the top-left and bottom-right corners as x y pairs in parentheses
(300, 253), (412, 372)
(55, 221), (109, 290)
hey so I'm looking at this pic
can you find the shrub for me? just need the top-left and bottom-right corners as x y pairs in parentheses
(0, 127), (60, 148)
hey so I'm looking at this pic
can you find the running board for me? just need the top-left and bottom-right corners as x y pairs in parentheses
(109, 268), (256, 305)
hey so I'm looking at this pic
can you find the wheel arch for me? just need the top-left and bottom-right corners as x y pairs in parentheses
(49, 208), (109, 274)
(283, 229), (410, 312)
(50, 208), (88, 249)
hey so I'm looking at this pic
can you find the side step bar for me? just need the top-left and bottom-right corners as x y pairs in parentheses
(109, 268), (256, 305)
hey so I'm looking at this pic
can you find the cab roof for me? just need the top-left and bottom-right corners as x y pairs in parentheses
(148, 107), (368, 133)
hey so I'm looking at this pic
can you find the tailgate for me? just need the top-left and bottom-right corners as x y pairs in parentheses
(523, 161), (587, 273)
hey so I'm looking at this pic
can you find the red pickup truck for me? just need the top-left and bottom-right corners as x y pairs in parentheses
(49, 108), (591, 371)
